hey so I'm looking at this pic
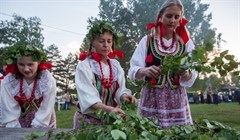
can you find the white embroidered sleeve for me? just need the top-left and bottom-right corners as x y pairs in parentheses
(75, 60), (102, 114)
(1, 74), (21, 128)
(128, 35), (148, 80)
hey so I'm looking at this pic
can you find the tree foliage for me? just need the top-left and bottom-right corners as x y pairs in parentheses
(60, 52), (78, 93)
(45, 44), (64, 93)
(0, 14), (44, 50)
(46, 44), (78, 93)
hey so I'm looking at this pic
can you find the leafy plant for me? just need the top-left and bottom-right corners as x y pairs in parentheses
(26, 102), (240, 140)
(161, 46), (240, 78)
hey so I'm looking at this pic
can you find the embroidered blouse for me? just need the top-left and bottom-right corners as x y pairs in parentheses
(0, 70), (56, 128)
(128, 34), (198, 87)
(75, 58), (131, 114)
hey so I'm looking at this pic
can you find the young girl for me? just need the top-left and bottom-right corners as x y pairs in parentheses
(0, 45), (56, 128)
(73, 20), (137, 128)
(128, 0), (198, 129)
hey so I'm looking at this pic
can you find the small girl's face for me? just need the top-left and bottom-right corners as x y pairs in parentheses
(160, 5), (182, 33)
(17, 56), (39, 80)
(92, 31), (113, 58)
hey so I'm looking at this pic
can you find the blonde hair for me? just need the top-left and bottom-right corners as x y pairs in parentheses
(153, 0), (184, 36)
(157, 0), (184, 20)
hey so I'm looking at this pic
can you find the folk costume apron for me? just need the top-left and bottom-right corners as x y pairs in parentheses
(138, 35), (193, 129)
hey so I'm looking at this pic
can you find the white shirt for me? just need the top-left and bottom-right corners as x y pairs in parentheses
(0, 70), (56, 128)
(75, 58), (131, 114)
(128, 34), (198, 87)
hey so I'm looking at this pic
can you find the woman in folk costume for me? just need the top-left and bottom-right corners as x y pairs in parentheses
(73, 20), (137, 128)
(0, 44), (56, 128)
(128, 0), (198, 129)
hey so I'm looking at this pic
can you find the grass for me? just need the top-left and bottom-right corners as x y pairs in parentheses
(55, 102), (240, 130)
(190, 102), (240, 130)
(55, 106), (76, 128)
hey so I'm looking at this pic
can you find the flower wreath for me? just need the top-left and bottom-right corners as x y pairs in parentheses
(2, 44), (52, 75)
(79, 20), (124, 61)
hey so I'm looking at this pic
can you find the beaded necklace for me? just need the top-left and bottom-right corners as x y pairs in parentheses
(160, 32), (175, 50)
(98, 59), (113, 88)
(19, 78), (38, 102)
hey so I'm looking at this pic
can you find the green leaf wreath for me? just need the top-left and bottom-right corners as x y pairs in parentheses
(2, 44), (47, 65)
(86, 20), (123, 48)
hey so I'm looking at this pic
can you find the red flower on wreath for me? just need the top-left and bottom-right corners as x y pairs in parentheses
(108, 50), (124, 59)
(79, 51), (88, 60)
(38, 62), (52, 70)
(5, 64), (19, 75)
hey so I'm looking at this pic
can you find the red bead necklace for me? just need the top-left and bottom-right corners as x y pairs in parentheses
(98, 59), (113, 88)
(160, 32), (175, 50)
(19, 78), (38, 102)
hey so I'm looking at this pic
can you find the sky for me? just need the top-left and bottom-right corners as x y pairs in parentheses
(0, 0), (239, 59)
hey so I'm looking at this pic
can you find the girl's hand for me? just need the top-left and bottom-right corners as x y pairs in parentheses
(144, 65), (161, 78)
(179, 68), (192, 81)
(121, 94), (137, 104)
(136, 65), (162, 79)
(111, 107), (126, 118)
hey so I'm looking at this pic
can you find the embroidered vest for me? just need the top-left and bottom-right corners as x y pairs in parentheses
(94, 74), (119, 107)
(145, 35), (185, 89)
(14, 95), (43, 117)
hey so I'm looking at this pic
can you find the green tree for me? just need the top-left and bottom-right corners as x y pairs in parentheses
(0, 14), (44, 50)
(0, 47), (7, 69)
(45, 44), (64, 93)
(231, 73), (240, 87)
(60, 52), (78, 93)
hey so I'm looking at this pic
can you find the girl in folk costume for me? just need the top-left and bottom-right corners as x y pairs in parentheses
(73, 20), (137, 128)
(0, 44), (56, 128)
(128, 0), (198, 129)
